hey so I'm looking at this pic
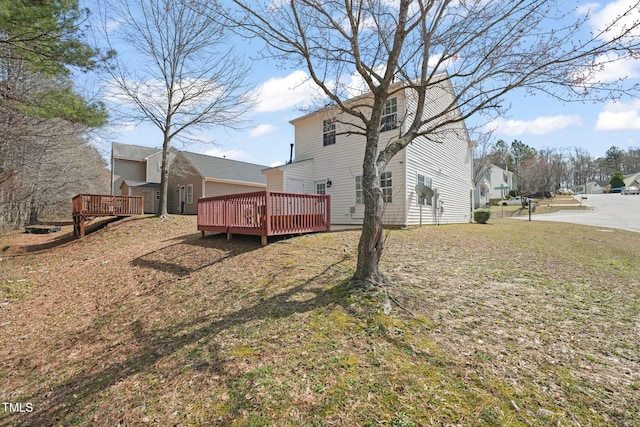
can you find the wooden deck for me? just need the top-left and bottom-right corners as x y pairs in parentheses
(197, 191), (331, 245)
(72, 194), (143, 238)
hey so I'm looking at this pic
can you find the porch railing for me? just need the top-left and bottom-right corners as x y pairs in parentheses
(197, 191), (331, 245)
(72, 194), (143, 238)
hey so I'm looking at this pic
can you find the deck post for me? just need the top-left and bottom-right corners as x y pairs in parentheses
(261, 235), (267, 246)
(227, 232), (232, 242)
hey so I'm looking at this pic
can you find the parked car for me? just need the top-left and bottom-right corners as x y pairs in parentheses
(622, 186), (640, 195)
(610, 187), (625, 193)
(498, 196), (527, 206)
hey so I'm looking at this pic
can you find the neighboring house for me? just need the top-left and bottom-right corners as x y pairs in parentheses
(474, 164), (514, 208)
(112, 142), (267, 215)
(262, 76), (474, 226)
(580, 181), (607, 194)
(167, 151), (267, 215)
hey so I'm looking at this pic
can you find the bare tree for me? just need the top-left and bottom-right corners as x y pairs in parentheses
(622, 146), (640, 174)
(567, 147), (594, 192)
(215, 0), (640, 289)
(1, 54), (109, 232)
(99, 0), (255, 217)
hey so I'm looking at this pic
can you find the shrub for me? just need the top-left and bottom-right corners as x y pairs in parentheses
(474, 209), (491, 224)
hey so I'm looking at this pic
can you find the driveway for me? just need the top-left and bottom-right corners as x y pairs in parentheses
(517, 193), (640, 233)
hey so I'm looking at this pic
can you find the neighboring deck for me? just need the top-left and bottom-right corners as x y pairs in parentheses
(197, 191), (331, 245)
(72, 194), (143, 238)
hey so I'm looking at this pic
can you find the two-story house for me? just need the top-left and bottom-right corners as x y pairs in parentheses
(262, 76), (475, 226)
(475, 164), (514, 207)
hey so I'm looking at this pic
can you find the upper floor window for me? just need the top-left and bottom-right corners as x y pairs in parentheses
(323, 118), (336, 146)
(380, 97), (397, 132)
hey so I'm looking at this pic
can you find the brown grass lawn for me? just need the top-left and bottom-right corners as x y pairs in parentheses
(0, 214), (638, 426)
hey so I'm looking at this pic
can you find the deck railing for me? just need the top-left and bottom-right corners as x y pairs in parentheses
(72, 194), (144, 217)
(72, 194), (143, 238)
(197, 191), (331, 245)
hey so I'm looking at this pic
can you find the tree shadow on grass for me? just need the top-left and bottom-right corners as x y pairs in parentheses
(12, 256), (351, 426)
(131, 232), (265, 278)
(11, 217), (149, 255)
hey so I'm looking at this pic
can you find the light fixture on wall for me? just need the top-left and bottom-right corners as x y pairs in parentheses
(326, 178), (332, 188)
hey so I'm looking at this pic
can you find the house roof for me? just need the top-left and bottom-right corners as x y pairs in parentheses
(261, 158), (313, 173)
(120, 180), (160, 189)
(624, 172), (640, 186)
(112, 142), (161, 161)
(289, 72), (451, 125)
(179, 151), (267, 185)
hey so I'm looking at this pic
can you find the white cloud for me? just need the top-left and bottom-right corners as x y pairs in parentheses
(253, 70), (319, 112)
(111, 121), (137, 132)
(576, 2), (601, 15)
(595, 99), (640, 130)
(249, 124), (278, 137)
(587, 0), (640, 41)
(202, 147), (248, 160)
(270, 160), (285, 167)
(488, 115), (583, 136)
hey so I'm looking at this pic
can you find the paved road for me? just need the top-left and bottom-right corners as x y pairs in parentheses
(521, 193), (640, 233)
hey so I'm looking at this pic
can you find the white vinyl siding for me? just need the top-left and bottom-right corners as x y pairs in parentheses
(404, 82), (473, 225)
(290, 102), (406, 225)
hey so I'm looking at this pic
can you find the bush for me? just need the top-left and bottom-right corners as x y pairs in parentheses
(474, 209), (491, 224)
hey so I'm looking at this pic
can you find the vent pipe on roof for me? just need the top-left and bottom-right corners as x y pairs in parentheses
(288, 143), (294, 164)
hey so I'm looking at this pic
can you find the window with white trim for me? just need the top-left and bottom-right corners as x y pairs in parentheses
(186, 184), (193, 204)
(155, 190), (160, 200)
(323, 118), (336, 146)
(380, 171), (392, 203)
(380, 98), (397, 132)
(355, 175), (364, 204)
(417, 173), (432, 206)
(315, 181), (326, 195)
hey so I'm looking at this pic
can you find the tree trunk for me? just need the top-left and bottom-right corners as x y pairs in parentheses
(351, 189), (386, 289)
(156, 132), (171, 217)
(351, 127), (388, 289)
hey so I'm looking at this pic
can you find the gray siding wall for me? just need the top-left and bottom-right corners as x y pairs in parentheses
(112, 159), (146, 195)
(168, 157), (202, 215)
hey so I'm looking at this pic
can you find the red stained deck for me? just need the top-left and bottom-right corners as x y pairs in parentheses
(197, 191), (331, 245)
(72, 194), (143, 238)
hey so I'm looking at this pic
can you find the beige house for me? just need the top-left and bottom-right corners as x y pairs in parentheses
(167, 151), (266, 214)
(112, 142), (267, 215)
(263, 76), (475, 226)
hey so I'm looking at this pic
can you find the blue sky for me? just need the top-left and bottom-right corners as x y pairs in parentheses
(83, 0), (640, 168)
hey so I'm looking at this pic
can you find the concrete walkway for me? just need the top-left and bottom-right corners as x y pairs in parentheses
(513, 194), (640, 234)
